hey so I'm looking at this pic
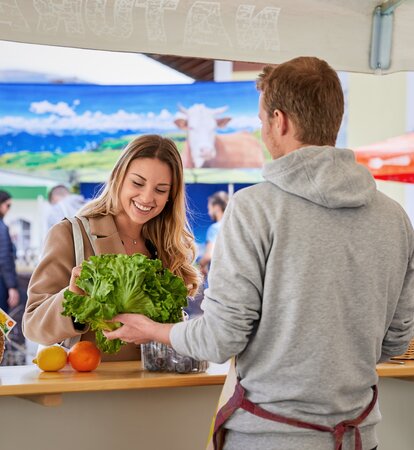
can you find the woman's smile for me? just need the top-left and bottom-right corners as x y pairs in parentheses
(133, 200), (153, 213)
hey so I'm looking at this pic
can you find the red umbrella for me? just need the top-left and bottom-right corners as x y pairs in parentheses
(354, 132), (414, 184)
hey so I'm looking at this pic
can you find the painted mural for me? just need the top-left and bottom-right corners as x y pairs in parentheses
(0, 81), (268, 184)
(0, 79), (348, 184)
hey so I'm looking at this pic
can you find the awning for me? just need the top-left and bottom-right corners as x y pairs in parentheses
(354, 132), (414, 183)
(1, 1), (414, 74)
(0, 169), (60, 199)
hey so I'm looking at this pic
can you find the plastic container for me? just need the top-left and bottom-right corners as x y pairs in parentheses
(141, 341), (208, 373)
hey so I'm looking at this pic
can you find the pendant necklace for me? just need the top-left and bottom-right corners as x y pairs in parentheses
(120, 232), (139, 245)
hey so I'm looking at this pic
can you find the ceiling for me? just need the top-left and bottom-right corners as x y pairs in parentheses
(146, 54), (214, 81)
(146, 55), (265, 81)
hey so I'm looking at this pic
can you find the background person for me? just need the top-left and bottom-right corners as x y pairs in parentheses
(199, 191), (229, 277)
(23, 135), (200, 362)
(0, 190), (26, 366)
(0, 190), (19, 314)
(104, 58), (414, 450)
(45, 184), (86, 230)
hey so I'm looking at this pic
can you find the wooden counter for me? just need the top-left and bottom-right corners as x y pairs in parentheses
(0, 361), (413, 450)
(0, 360), (411, 401)
(0, 361), (229, 450)
(376, 359), (414, 378)
(0, 360), (228, 400)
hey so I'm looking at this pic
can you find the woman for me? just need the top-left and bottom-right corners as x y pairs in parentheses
(0, 190), (19, 314)
(23, 135), (200, 361)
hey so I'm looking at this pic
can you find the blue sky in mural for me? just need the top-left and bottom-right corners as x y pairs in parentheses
(0, 81), (261, 155)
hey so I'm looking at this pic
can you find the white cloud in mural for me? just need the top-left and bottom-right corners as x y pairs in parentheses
(229, 115), (261, 130)
(0, 108), (259, 135)
(30, 100), (78, 117)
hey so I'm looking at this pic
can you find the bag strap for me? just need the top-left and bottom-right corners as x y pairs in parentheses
(77, 216), (98, 255)
(62, 216), (97, 349)
(67, 217), (84, 265)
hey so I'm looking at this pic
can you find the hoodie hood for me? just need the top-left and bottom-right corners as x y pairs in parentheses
(262, 146), (376, 209)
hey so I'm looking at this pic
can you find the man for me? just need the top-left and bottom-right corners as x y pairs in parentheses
(199, 191), (229, 277)
(45, 185), (85, 231)
(105, 58), (414, 450)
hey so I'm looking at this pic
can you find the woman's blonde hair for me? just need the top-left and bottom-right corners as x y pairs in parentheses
(79, 134), (200, 296)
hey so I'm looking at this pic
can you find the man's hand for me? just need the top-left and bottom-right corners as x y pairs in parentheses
(199, 258), (209, 276)
(7, 288), (19, 309)
(103, 314), (173, 345)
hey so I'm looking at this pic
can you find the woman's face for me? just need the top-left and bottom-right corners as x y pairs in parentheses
(0, 199), (12, 218)
(118, 157), (172, 227)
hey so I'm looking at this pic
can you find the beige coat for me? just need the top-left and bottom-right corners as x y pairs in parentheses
(23, 215), (142, 361)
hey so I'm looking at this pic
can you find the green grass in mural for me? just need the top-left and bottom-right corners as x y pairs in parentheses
(1, 150), (62, 167)
(0, 133), (187, 173)
(0, 131), (266, 183)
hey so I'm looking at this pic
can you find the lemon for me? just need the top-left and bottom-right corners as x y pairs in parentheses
(33, 345), (68, 372)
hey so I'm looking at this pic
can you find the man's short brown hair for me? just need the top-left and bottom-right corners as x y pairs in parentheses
(256, 57), (344, 146)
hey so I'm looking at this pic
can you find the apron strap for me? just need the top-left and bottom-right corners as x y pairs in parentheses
(213, 381), (378, 450)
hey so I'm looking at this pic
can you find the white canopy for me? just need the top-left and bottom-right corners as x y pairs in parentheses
(0, 169), (59, 187)
(1, 0), (413, 74)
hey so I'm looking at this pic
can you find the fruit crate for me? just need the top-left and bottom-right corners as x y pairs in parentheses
(391, 338), (414, 360)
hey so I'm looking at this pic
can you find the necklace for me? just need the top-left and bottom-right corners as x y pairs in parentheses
(120, 232), (140, 245)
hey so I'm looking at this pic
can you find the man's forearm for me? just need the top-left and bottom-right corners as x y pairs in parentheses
(152, 322), (174, 346)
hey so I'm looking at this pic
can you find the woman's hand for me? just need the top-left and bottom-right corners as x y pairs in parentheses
(103, 314), (173, 346)
(69, 266), (85, 295)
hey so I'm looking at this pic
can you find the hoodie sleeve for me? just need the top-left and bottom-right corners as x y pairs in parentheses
(380, 217), (414, 361)
(171, 192), (267, 363)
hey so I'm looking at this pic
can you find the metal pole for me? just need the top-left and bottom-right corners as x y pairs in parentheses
(380, 0), (407, 15)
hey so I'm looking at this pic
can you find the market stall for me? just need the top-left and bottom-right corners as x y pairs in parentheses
(2, 2), (414, 450)
(0, 361), (413, 450)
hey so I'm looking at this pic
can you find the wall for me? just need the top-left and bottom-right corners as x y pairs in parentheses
(347, 72), (407, 148)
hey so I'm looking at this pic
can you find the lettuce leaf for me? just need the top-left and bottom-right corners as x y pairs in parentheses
(62, 253), (188, 353)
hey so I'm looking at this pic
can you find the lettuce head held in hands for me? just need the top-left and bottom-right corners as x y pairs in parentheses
(62, 253), (188, 353)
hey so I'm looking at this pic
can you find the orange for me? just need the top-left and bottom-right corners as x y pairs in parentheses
(68, 341), (101, 372)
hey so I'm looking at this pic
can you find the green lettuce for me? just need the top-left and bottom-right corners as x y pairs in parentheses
(62, 253), (188, 353)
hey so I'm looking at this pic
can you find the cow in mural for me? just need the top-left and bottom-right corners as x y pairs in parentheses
(174, 104), (265, 169)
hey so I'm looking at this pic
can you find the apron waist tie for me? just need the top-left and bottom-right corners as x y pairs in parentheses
(213, 381), (378, 450)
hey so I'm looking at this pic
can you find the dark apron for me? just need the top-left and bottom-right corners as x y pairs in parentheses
(213, 380), (378, 450)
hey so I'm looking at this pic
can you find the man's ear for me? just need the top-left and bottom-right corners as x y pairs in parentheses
(273, 109), (289, 135)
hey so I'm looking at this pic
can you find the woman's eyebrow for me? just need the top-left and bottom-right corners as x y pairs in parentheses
(131, 173), (146, 181)
(131, 173), (171, 186)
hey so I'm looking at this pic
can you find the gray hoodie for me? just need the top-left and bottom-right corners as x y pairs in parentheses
(171, 146), (414, 449)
